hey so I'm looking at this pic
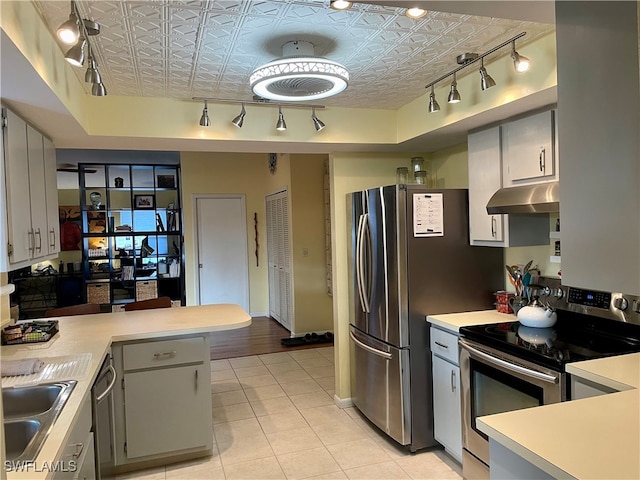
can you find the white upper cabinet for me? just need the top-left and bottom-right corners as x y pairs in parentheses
(468, 125), (550, 247)
(502, 110), (556, 184)
(43, 136), (59, 256)
(468, 127), (505, 243)
(2, 107), (59, 269)
(4, 108), (32, 265)
(26, 124), (48, 260)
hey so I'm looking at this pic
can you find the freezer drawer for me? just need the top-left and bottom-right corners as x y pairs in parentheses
(349, 326), (410, 446)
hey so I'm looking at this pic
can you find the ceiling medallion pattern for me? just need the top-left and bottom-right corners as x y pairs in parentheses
(33, 0), (554, 109)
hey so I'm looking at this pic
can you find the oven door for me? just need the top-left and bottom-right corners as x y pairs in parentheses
(459, 338), (565, 469)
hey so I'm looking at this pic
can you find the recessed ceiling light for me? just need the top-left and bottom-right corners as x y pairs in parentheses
(330, 0), (352, 11)
(405, 7), (427, 19)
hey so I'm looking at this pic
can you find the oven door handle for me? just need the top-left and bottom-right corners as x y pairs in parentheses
(459, 339), (559, 384)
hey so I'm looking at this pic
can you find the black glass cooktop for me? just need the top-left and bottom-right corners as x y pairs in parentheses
(460, 310), (640, 371)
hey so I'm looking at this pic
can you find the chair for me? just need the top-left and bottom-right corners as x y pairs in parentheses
(45, 303), (101, 317)
(124, 296), (172, 311)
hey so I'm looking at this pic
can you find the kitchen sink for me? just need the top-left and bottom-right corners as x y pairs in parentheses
(3, 383), (65, 418)
(2, 380), (77, 461)
(4, 419), (42, 461)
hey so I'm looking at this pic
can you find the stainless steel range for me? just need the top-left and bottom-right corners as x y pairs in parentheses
(458, 277), (640, 479)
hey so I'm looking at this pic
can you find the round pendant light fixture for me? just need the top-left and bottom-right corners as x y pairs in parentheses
(250, 41), (349, 102)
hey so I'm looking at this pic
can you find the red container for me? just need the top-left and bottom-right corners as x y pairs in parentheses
(494, 291), (514, 314)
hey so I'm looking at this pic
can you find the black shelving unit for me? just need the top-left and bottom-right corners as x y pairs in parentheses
(79, 163), (185, 308)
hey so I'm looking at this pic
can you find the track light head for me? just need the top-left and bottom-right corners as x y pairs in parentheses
(447, 74), (461, 103)
(57, 12), (80, 44)
(511, 41), (531, 72)
(311, 108), (326, 132)
(276, 106), (287, 131)
(479, 60), (496, 90)
(91, 82), (107, 96)
(199, 100), (210, 126)
(85, 52), (101, 84)
(428, 86), (440, 113)
(232, 103), (246, 128)
(64, 36), (86, 66)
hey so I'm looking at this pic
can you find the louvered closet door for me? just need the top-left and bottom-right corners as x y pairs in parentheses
(265, 190), (293, 331)
(266, 197), (280, 320)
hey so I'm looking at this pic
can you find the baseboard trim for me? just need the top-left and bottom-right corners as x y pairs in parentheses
(334, 394), (354, 409)
(249, 311), (269, 317)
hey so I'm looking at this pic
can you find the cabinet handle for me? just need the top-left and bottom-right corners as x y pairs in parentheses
(35, 228), (42, 252)
(195, 369), (198, 390)
(451, 370), (456, 392)
(491, 216), (497, 238)
(49, 228), (56, 249)
(28, 229), (35, 253)
(71, 442), (84, 459)
(539, 147), (545, 172)
(153, 351), (177, 360)
(434, 341), (449, 350)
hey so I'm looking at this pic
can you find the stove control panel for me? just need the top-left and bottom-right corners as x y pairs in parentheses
(568, 288), (611, 309)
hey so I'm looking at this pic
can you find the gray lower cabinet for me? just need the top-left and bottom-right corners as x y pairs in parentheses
(54, 394), (95, 480)
(111, 335), (213, 468)
(430, 325), (462, 463)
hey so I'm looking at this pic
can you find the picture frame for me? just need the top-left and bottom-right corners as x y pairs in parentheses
(157, 175), (175, 188)
(134, 194), (155, 209)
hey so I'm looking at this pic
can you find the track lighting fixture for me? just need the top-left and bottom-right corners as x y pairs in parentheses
(511, 41), (531, 72)
(479, 58), (496, 90)
(231, 103), (246, 128)
(199, 100), (210, 127)
(311, 107), (326, 132)
(57, 6), (80, 45)
(330, 0), (352, 10)
(56, 0), (106, 96)
(428, 85), (440, 113)
(425, 32), (529, 113)
(64, 36), (86, 67)
(447, 74), (461, 103)
(192, 97), (326, 133)
(91, 82), (107, 97)
(276, 106), (287, 131)
(84, 49), (100, 84)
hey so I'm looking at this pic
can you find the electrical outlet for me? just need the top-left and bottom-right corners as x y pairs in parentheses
(302, 247), (309, 257)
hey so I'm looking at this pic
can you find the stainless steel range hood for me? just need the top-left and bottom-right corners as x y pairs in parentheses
(486, 181), (559, 214)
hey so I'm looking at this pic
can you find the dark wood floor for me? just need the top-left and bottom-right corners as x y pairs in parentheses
(208, 316), (333, 361)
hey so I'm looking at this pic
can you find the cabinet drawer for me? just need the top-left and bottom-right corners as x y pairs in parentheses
(123, 337), (206, 370)
(430, 327), (459, 365)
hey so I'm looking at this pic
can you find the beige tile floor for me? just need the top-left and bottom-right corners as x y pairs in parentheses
(116, 347), (462, 480)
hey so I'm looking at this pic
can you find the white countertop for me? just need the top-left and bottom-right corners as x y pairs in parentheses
(1, 304), (251, 480)
(427, 310), (512, 333)
(478, 353), (640, 480)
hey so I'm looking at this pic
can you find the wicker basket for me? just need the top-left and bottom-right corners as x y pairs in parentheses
(170, 300), (181, 308)
(111, 304), (126, 312)
(136, 280), (158, 301)
(87, 283), (111, 304)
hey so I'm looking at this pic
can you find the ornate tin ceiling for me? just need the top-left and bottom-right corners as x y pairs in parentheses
(33, 0), (554, 109)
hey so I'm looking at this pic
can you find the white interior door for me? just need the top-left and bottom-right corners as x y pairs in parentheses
(195, 195), (249, 310)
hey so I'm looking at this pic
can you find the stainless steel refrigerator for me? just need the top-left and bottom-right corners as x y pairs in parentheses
(348, 185), (503, 452)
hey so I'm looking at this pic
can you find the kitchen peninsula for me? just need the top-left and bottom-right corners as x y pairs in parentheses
(1, 304), (251, 480)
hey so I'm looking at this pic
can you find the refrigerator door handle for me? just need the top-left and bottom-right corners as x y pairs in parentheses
(357, 213), (371, 313)
(362, 213), (373, 313)
(356, 214), (367, 313)
(350, 331), (393, 360)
